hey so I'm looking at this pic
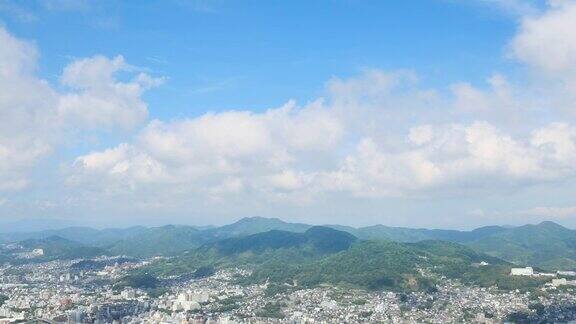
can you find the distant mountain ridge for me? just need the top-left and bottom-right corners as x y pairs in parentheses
(19, 236), (108, 260)
(0, 216), (505, 246)
(331, 224), (508, 243)
(3, 217), (576, 270)
(469, 221), (576, 269)
(0, 226), (148, 246)
(205, 216), (311, 238)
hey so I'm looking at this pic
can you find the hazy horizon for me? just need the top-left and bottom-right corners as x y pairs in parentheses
(0, 215), (564, 234)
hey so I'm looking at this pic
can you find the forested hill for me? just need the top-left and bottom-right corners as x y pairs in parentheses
(3, 217), (576, 270)
(141, 229), (512, 292)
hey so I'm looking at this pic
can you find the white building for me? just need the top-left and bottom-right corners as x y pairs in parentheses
(121, 289), (136, 299)
(537, 272), (556, 277)
(558, 271), (576, 276)
(178, 290), (209, 303)
(552, 278), (567, 287)
(510, 267), (534, 276)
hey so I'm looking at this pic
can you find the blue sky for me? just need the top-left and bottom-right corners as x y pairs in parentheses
(4, 0), (520, 117)
(2, 0), (576, 229)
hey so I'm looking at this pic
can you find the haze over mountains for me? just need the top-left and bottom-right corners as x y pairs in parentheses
(2, 217), (576, 270)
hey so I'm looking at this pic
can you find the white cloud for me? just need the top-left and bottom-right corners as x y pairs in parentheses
(510, 0), (576, 112)
(320, 121), (576, 198)
(451, 74), (518, 115)
(69, 99), (343, 199)
(512, 0), (576, 77)
(68, 80), (576, 202)
(0, 27), (58, 190)
(0, 27), (160, 191)
(409, 125), (434, 146)
(520, 205), (576, 218)
(70, 143), (167, 190)
(58, 55), (163, 129)
(5, 1), (576, 226)
(531, 122), (576, 166)
(49, 0), (576, 216)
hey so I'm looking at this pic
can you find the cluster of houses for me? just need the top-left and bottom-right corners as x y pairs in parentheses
(157, 290), (211, 312)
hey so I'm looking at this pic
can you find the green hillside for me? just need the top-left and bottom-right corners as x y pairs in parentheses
(249, 240), (512, 291)
(204, 226), (356, 256)
(204, 216), (311, 239)
(144, 226), (356, 276)
(250, 241), (431, 291)
(339, 224), (507, 243)
(0, 226), (148, 245)
(468, 221), (576, 270)
(106, 217), (313, 258)
(20, 236), (108, 259)
(141, 228), (518, 292)
(107, 225), (205, 257)
(5, 217), (576, 271)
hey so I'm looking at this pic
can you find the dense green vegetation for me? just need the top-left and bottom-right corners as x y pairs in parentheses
(0, 217), (563, 293)
(247, 240), (514, 291)
(5, 217), (576, 273)
(143, 226), (356, 277)
(255, 302), (285, 319)
(19, 236), (107, 260)
(0, 253), (12, 264)
(331, 221), (576, 271)
(460, 265), (548, 291)
(139, 227), (521, 293)
(249, 241), (433, 291)
(469, 221), (576, 270)
(332, 224), (507, 243)
(192, 265), (215, 278)
(114, 273), (159, 289)
(206, 226), (356, 256)
(105, 217), (313, 258)
(107, 225), (205, 257)
(0, 226), (147, 245)
(204, 216), (310, 238)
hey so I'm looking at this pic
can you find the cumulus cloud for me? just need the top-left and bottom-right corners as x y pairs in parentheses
(0, 27), (160, 191)
(58, 55), (163, 129)
(512, 0), (576, 77)
(451, 74), (519, 115)
(0, 27), (58, 190)
(511, 0), (576, 111)
(70, 100), (343, 201)
(68, 82), (576, 204)
(5, 1), (576, 226)
(51, 0), (576, 221)
(320, 122), (576, 198)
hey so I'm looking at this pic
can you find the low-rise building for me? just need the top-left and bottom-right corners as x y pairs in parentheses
(511, 267), (533, 276)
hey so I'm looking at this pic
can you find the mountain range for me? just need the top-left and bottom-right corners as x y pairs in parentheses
(142, 227), (513, 292)
(2, 217), (576, 270)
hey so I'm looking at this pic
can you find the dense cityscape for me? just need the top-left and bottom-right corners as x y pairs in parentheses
(3, 247), (576, 323)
